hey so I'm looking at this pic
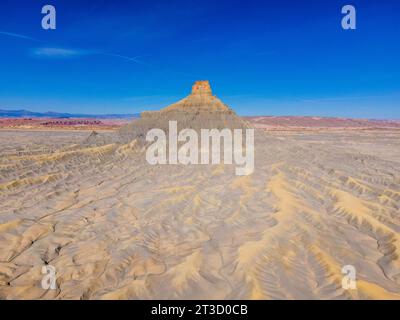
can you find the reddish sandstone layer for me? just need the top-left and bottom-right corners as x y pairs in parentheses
(0, 118), (131, 131)
(247, 116), (400, 130)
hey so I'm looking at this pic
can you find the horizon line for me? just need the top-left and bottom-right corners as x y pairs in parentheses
(0, 107), (399, 121)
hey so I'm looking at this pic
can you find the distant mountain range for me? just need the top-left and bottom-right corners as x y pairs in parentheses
(0, 109), (140, 119)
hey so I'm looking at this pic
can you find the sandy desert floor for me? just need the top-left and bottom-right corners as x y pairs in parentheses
(0, 129), (399, 299)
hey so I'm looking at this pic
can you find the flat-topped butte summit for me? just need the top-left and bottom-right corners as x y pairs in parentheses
(142, 80), (234, 115)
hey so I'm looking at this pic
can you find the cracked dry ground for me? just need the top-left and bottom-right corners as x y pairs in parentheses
(0, 129), (399, 299)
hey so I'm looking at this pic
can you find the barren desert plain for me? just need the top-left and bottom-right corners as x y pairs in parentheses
(1, 128), (400, 299)
(0, 82), (400, 299)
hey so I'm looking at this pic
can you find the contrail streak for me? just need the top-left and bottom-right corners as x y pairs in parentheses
(0, 31), (42, 42)
(99, 52), (149, 65)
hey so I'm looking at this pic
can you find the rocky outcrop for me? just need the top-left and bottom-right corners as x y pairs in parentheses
(84, 81), (251, 145)
(117, 81), (250, 143)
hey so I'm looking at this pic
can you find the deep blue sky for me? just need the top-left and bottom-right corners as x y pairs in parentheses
(0, 0), (399, 118)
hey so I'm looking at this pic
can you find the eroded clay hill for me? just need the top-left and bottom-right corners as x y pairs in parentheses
(87, 81), (251, 145)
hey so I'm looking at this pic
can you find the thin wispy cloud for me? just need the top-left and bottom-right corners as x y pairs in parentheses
(32, 46), (148, 64)
(1, 29), (147, 65)
(32, 47), (89, 58)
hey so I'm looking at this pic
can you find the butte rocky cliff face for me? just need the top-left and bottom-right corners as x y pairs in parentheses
(116, 81), (251, 143)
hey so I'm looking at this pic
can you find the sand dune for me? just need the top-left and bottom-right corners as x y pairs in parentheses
(0, 128), (399, 299)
